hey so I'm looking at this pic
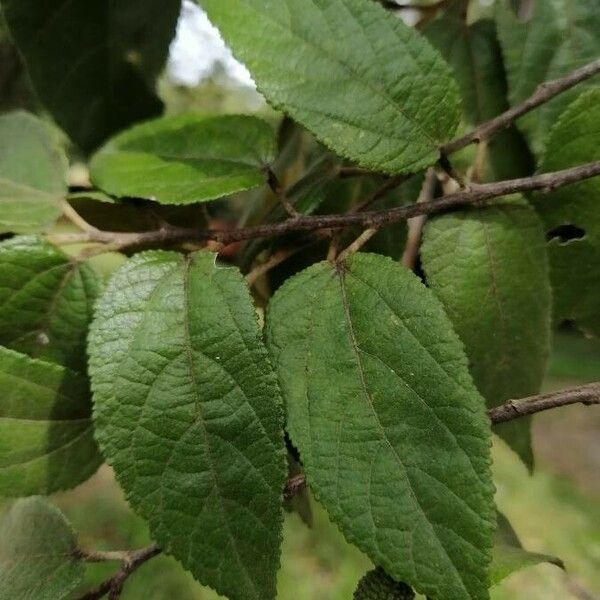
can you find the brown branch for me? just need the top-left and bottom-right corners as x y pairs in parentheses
(285, 383), (600, 497)
(266, 168), (301, 219)
(77, 544), (161, 600)
(488, 382), (600, 424)
(48, 161), (600, 252)
(441, 57), (600, 155)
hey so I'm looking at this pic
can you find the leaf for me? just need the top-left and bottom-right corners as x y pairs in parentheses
(533, 88), (600, 336)
(199, 0), (461, 175)
(496, 0), (600, 156)
(424, 16), (533, 181)
(0, 497), (84, 600)
(0, 112), (67, 234)
(490, 512), (563, 586)
(88, 251), (287, 600)
(421, 199), (551, 468)
(90, 114), (277, 205)
(266, 253), (495, 600)
(0, 236), (102, 372)
(2, 0), (181, 152)
(0, 347), (101, 496)
(353, 567), (415, 600)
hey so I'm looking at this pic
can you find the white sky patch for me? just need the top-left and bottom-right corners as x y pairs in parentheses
(167, 1), (255, 88)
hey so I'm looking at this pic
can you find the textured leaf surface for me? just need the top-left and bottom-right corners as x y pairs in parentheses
(353, 567), (415, 600)
(496, 0), (600, 156)
(424, 16), (532, 181)
(89, 251), (286, 600)
(90, 114), (276, 205)
(534, 89), (600, 336)
(0, 497), (84, 600)
(490, 513), (563, 586)
(0, 347), (101, 496)
(0, 112), (67, 234)
(421, 199), (551, 467)
(199, 0), (461, 174)
(0, 237), (101, 372)
(2, 0), (180, 152)
(266, 253), (495, 600)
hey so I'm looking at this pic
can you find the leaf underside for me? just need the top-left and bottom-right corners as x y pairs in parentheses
(0, 497), (84, 600)
(0, 112), (67, 234)
(266, 253), (495, 600)
(90, 114), (277, 205)
(0, 236), (101, 373)
(199, 0), (461, 174)
(89, 251), (287, 600)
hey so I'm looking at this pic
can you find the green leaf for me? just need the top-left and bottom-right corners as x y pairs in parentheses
(0, 236), (102, 372)
(266, 253), (495, 600)
(90, 114), (276, 205)
(353, 567), (415, 600)
(424, 16), (533, 181)
(2, 0), (180, 152)
(89, 251), (287, 600)
(0, 347), (101, 496)
(496, 0), (600, 156)
(421, 199), (551, 467)
(490, 512), (563, 587)
(0, 112), (67, 234)
(0, 497), (84, 600)
(199, 0), (461, 174)
(533, 88), (600, 336)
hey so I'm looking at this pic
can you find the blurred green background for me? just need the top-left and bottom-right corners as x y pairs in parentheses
(2, 329), (594, 600)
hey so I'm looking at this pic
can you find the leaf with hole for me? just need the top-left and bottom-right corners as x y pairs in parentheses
(266, 253), (495, 600)
(199, 0), (461, 174)
(533, 88), (600, 336)
(89, 251), (287, 600)
(90, 114), (277, 205)
(0, 497), (84, 600)
(0, 112), (67, 234)
(0, 347), (101, 496)
(1, 0), (180, 152)
(421, 198), (551, 468)
(0, 236), (102, 372)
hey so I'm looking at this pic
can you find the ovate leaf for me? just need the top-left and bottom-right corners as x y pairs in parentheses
(89, 251), (286, 600)
(0, 347), (101, 496)
(90, 114), (276, 205)
(199, 0), (461, 174)
(266, 253), (495, 600)
(0, 237), (102, 372)
(533, 88), (600, 336)
(0, 112), (67, 234)
(496, 0), (600, 156)
(490, 513), (563, 586)
(2, 0), (181, 152)
(0, 497), (84, 600)
(421, 199), (551, 467)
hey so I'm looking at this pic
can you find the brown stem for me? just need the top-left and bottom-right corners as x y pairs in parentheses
(77, 545), (161, 600)
(267, 168), (301, 219)
(488, 382), (600, 424)
(48, 161), (600, 252)
(441, 58), (600, 155)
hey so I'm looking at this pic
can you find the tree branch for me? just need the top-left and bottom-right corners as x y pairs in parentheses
(441, 57), (600, 155)
(488, 382), (600, 424)
(284, 382), (600, 498)
(76, 544), (161, 600)
(47, 161), (600, 252)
